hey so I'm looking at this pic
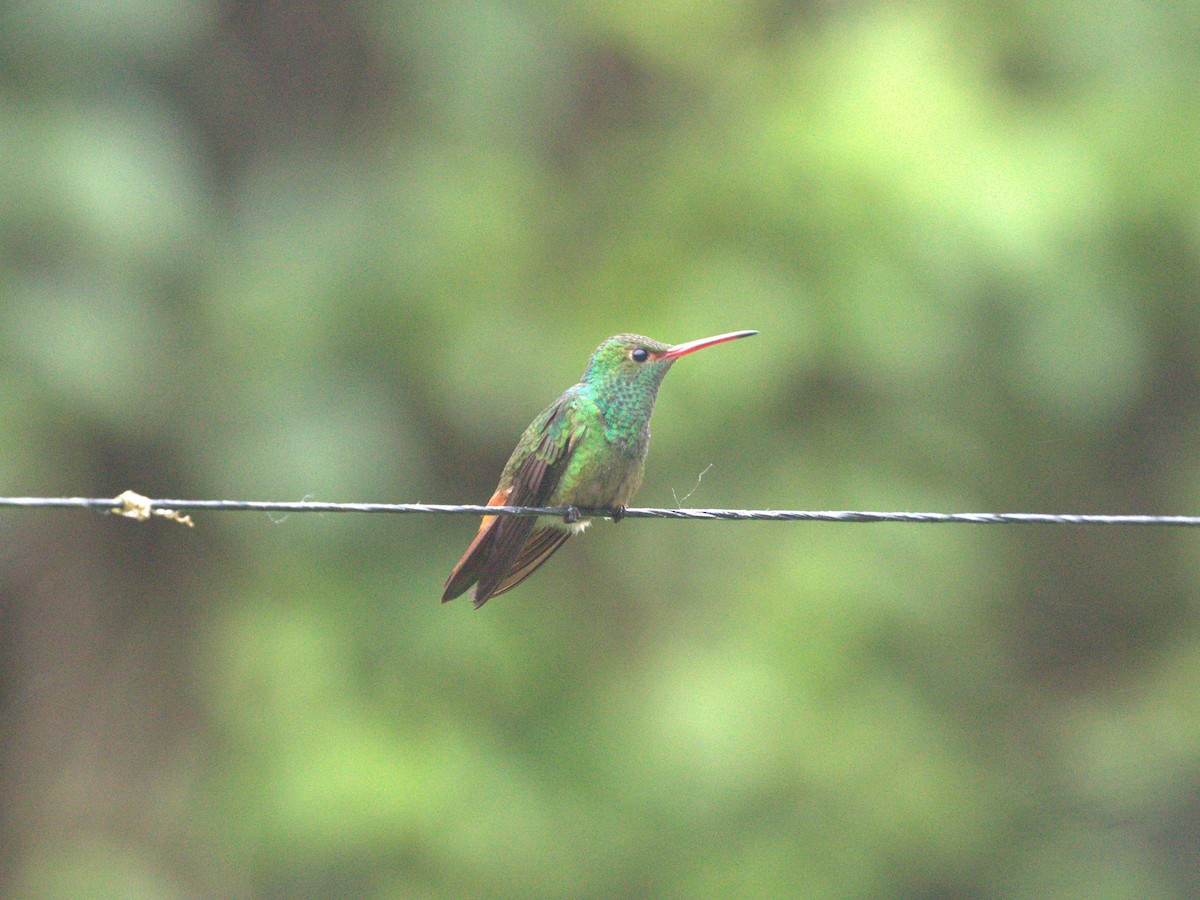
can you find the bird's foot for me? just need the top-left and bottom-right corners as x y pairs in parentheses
(611, 505), (627, 523)
(563, 505), (581, 525)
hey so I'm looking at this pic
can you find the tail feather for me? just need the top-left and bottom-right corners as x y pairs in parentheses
(471, 526), (571, 607)
(441, 489), (574, 607)
(441, 488), (507, 603)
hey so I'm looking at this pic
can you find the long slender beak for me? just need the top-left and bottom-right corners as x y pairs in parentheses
(661, 330), (759, 360)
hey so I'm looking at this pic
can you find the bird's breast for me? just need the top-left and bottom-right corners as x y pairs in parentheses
(551, 437), (646, 510)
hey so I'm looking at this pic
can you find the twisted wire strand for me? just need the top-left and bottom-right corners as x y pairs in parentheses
(1, 495), (1199, 526)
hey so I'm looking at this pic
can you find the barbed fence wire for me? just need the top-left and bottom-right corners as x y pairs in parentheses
(2, 492), (1200, 528)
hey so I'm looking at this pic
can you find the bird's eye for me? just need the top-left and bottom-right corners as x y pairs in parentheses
(631, 348), (650, 363)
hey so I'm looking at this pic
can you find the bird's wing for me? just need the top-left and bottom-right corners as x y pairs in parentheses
(441, 395), (586, 606)
(473, 524), (572, 606)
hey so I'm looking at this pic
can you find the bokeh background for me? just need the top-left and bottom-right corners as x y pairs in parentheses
(4, 1), (1200, 897)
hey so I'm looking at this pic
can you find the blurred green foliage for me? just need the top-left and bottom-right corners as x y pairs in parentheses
(4, 1), (1200, 897)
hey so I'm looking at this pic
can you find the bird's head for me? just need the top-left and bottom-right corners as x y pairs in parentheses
(582, 330), (758, 394)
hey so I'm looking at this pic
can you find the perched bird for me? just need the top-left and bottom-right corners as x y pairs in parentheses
(442, 330), (758, 607)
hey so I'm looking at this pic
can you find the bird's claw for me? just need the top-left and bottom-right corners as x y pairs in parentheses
(611, 505), (627, 523)
(563, 505), (581, 524)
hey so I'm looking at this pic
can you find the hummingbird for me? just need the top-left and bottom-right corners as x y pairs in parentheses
(442, 330), (758, 607)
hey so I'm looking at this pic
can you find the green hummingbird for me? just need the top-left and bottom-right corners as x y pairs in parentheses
(442, 330), (758, 607)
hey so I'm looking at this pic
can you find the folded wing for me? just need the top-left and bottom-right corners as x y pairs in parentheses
(441, 397), (585, 607)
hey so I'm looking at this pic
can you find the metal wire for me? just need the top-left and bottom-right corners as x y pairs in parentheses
(2, 495), (1200, 526)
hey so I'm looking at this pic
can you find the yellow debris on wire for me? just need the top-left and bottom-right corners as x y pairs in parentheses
(111, 490), (194, 528)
